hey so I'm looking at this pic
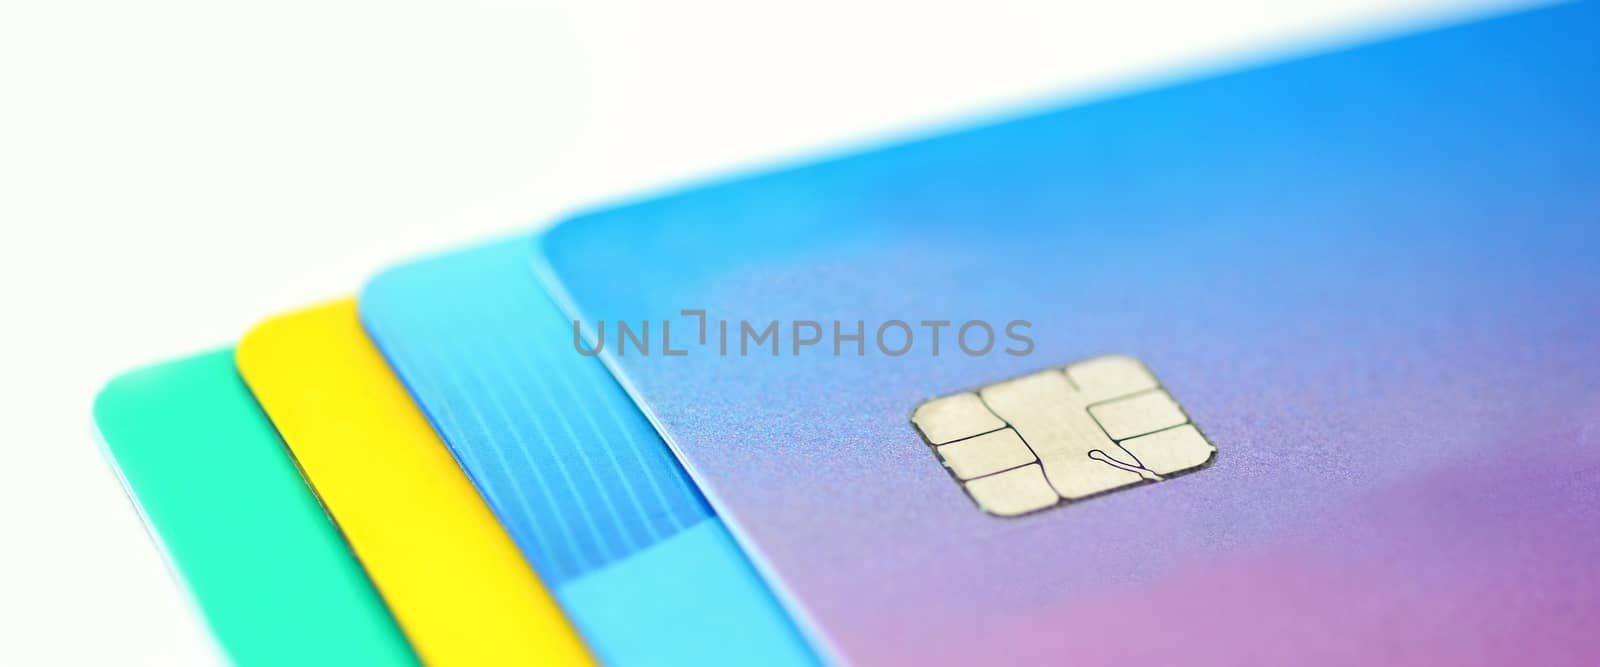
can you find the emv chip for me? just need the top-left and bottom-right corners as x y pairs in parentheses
(911, 355), (1216, 516)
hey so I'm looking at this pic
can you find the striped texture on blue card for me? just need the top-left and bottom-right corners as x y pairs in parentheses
(360, 239), (710, 583)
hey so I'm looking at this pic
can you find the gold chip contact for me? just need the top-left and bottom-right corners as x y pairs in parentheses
(911, 355), (1216, 516)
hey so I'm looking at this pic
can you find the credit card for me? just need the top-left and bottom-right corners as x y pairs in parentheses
(93, 350), (416, 666)
(538, 5), (1600, 665)
(237, 299), (593, 666)
(360, 240), (816, 666)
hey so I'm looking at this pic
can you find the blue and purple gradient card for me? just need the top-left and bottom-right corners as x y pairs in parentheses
(538, 4), (1600, 665)
(359, 240), (815, 666)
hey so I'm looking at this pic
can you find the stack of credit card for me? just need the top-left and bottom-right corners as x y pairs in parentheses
(93, 6), (1600, 665)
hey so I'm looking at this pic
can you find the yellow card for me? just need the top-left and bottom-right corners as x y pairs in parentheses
(237, 299), (592, 666)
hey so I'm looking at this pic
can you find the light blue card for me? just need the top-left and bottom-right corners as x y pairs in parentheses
(359, 239), (816, 667)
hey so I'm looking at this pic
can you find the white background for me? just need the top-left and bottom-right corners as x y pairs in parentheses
(0, 1), (1530, 663)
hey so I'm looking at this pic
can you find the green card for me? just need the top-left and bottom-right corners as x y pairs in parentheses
(93, 348), (416, 666)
